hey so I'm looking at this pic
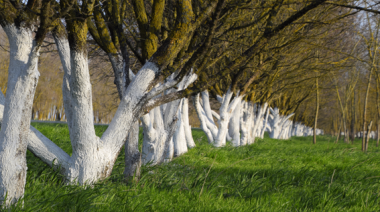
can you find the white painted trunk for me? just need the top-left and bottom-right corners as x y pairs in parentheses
(214, 89), (235, 147)
(142, 71), (197, 162)
(228, 100), (241, 147)
(173, 100), (188, 156)
(0, 25), (40, 205)
(240, 101), (254, 145)
(141, 107), (167, 165)
(201, 90), (216, 125)
(195, 88), (242, 147)
(251, 103), (268, 144)
(268, 108), (294, 139)
(260, 107), (270, 138)
(193, 94), (214, 143)
(182, 98), (195, 148)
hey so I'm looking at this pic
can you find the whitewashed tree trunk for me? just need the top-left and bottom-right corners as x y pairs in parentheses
(268, 108), (294, 139)
(21, 30), (184, 185)
(260, 107), (270, 138)
(193, 94), (215, 143)
(195, 88), (243, 147)
(251, 103), (268, 143)
(240, 101), (254, 145)
(0, 25), (40, 205)
(141, 106), (169, 165)
(173, 100), (188, 156)
(142, 71), (197, 164)
(172, 72), (197, 156)
(228, 100), (241, 146)
(182, 98), (196, 148)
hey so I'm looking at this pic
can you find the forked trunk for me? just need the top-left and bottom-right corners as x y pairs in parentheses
(194, 88), (242, 147)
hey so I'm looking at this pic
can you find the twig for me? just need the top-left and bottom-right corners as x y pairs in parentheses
(328, 169), (336, 189)
(199, 155), (216, 197)
(352, 156), (374, 169)
(365, 176), (380, 180)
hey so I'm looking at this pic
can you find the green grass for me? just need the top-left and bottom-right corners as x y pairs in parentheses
(8, 122), (380, 211)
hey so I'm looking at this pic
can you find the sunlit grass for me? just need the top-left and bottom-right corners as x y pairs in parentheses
(9, 123), (380, 211)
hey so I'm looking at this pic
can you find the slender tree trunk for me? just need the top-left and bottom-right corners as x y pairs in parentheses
(377, 121), (379, 147)
(376, 77), (380, 147)
(182, 98), (196, 148)
(343, 120), (348, 144)
(350, 90), (356, 143)
(313, 78), (319, 144)
(366, 121), (373, 152)
(335, 119), (342, 143)
(124, 121), (141, 180)
(362, 69), (373, 152)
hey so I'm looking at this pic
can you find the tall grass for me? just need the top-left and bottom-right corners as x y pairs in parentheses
(7, 123), (380, 211)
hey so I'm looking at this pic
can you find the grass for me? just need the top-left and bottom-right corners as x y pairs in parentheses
(7, 122), (380, 211)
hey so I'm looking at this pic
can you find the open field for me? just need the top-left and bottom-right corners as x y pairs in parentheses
(11, 123), (380, 211)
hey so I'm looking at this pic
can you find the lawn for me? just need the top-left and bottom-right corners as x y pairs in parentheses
(9, 122), (380, 211)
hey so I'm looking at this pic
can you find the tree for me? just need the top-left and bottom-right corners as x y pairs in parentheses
(0, 0), (333, 206)
(0, 0), (75, 205)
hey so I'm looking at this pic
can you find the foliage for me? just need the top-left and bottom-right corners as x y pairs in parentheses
(6, 122), (380, 211)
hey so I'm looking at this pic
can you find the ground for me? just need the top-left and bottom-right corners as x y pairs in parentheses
(10, 123), (380, 211)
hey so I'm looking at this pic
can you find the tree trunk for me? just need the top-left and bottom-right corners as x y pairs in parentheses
(377, 121), (379, 147)
(240, 101), (254, 145)
(350, 90), (356, 142)
(124, 121), (141, 180)
(268, 108), (294, 139)
(313, 78), (319, 144)
(228, 100), (241, 146)
(141, 72), (197, 163)
(182, 98), (196, 148)
(335, 120), (342, 143)
(365, 121), (373, 152)
(195, 88), (242, 147)
(362, 68), (373, 152)
(251, 103), (268, 143)
(343, 120), (348, 144)
(260, 107), (270, 138)
(0, 25), (40, 205)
